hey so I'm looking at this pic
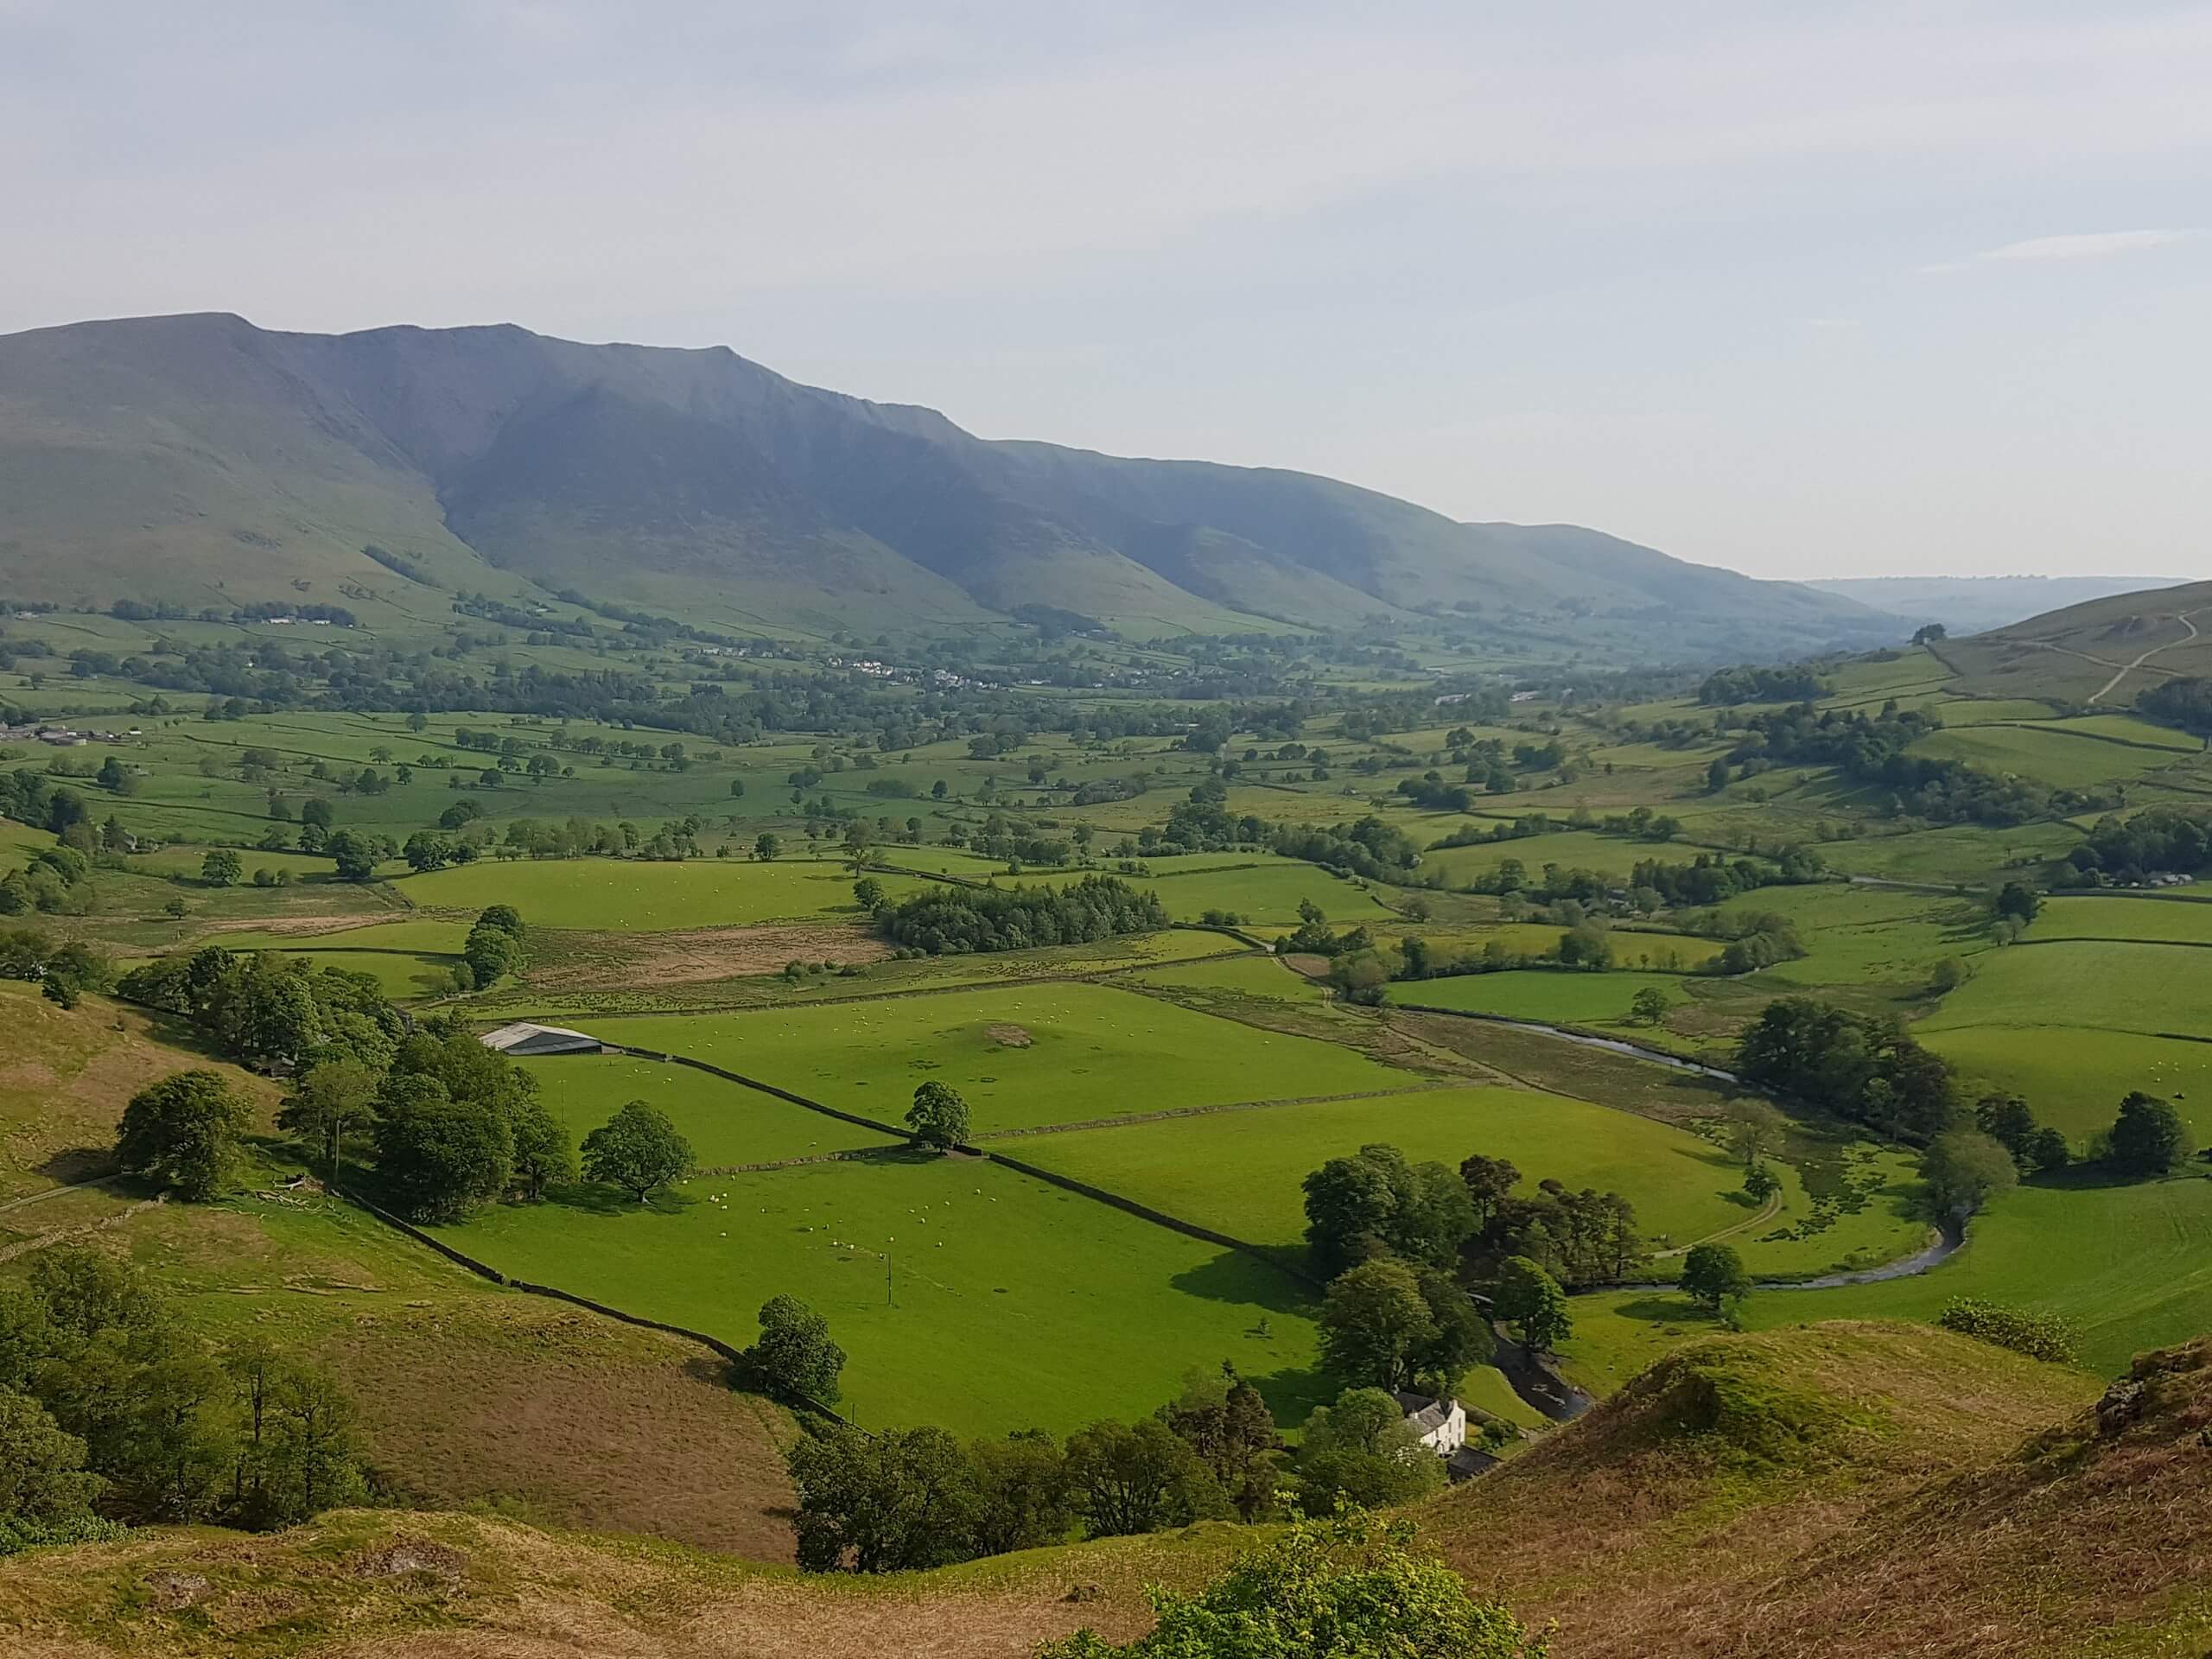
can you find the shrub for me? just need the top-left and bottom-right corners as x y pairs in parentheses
(1937, 1298), (2079, 1364)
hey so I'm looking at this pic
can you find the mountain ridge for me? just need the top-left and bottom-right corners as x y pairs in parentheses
(0, 312), (1905, 652)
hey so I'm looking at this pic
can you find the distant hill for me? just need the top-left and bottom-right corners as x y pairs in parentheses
(1807, 575), (2189, 637)
(0, 313), (1906, 653)
(1938, 578), (2212, 708)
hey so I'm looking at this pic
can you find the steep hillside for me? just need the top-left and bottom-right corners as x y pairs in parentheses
(1807, 575), (2186, 636)
(1940, 579), (2212, 707)
(10, 1322), (2208, 1658)
(0, 313), (1905, 651)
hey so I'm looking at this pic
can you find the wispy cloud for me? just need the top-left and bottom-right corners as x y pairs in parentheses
(1934, 228), (2202, 270)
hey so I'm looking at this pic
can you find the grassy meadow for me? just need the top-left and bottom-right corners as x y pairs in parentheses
(433, 1152), (1330, 1438)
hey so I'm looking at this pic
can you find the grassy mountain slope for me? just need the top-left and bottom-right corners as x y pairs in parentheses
(0, 982), (801, 1557)
(1940, 579), (2212, 707)
(0, 314), (1906, 650)
(1808, 575), (2187, 636)
(11, 1321), (2209, 1658)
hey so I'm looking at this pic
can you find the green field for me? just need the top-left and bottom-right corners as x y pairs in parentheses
(519, 1052), (902, 1166)
(589, 981), (1420, 1133)
(1910, 724), (2184, 791)
(1920, 940), (2212, 1043)
(1011, 1085), (1925, 1279)
(1559, 1173), (2212, 1392)
(1129, 953), (1337, 1005)
(1815, 823), (2081, 886)
(433, 1153), (1328, 1437)
(2031, 894), (2212, 944)
(397, 857), (929, 930)
(1924, 1025), (2212, 1142)
(1389, 969), (1705, 1028)
(1718, 882), (1984, 990)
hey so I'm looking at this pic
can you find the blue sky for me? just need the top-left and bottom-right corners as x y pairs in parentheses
(3, 0), (2207, 580)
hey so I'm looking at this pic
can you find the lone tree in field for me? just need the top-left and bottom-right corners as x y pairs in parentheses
(1920, 1128), (2018, 1219)
(461, 921), (522, 988)
(1629, 986), (1672, 1026)
(200, 848), (242, 887)
(115, 1070), (251, 1201)
(747, 1294), (846, 1402)
(1681, 1242), (1752, 1315)
(581, 1100), (693, 1201)
(475, 904), (525, 943)
(2109, 1091), (2193, 1174)
(906, 1080), (971, 1148)
(1491, 1255), (1572, 1353)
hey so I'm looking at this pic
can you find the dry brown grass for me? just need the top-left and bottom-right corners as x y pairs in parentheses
(1413, 1320), (2212, 1659)
(0, 1510), (1237, 1659)
(523, 922), (892, 992)
(322, 1306), (799, 1558)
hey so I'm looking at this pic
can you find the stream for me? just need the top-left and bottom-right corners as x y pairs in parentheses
(1421, 1006), (1974, 1421)
(1395, 1001), (1744, 1082)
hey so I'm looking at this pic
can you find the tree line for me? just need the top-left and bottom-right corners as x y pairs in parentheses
(870, 875), (1167, 956)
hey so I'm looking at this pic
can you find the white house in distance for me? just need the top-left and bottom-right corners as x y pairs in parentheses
(1393, 1390), (1468, 1456)
(1395, 1390), (1503, 1481)
(478, 1021), (606, 1058)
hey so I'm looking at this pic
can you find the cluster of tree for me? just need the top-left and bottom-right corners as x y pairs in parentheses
(788, 1358), (1500, 1588)
(1698, 664), (1831, 704)
(1, 767), (92, 840)
(0, 838), (96, 920)
(1723, 703), (2099, 827)
(2056, 806), (2212, 886)
(1303, 1144), (1476, 1276)
(786, 1365), (1282, 1573)
(1395, 772), (1477, 812)
(1148, 785), (1423, 882)
(0, 925), (113, 1008)
(1698, 908), (1809, 976)
(0, 1250), (368, 1541)
(872, 876), (1166, 955)
(2139, 676), (2212, 737)
(1286, 899), (1378, 966)
(1458, 1154), (1648, 1289)
(120, 949), (407, 1071)
(1971, 1092), (2071, 1175)
(1271, 818), (1423, 880)
(2107, 1090), (2194, 1174)
(1630, 849), (1825, 906)
(1734, 997), (1960, 1141)
(1317, 1258), (1493, 1398)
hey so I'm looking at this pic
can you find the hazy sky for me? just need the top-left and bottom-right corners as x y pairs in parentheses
(5, 1), (2208, 581)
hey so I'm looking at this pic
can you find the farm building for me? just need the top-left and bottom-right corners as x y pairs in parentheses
(478, 1021), (606, 1057)
(1393, 1389), (1468, 1457)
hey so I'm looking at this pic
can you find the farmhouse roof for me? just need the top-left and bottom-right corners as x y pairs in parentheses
(1392, 1390), (1457, 1435)
(478, 1021), (603, 1056)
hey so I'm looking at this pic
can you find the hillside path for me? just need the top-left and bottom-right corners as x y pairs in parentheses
(2088, 607), (2204, 705)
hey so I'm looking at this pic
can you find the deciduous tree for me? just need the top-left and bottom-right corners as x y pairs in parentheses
(115, 1071), (251, 1201)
